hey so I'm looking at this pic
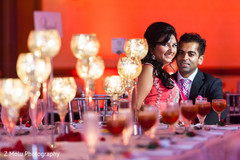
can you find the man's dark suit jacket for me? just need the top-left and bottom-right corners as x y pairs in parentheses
(172, 69), (226, 125)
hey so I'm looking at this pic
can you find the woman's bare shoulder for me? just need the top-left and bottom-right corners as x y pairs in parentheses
(139, 64), (154, 79)
(142, 63), (154, 72)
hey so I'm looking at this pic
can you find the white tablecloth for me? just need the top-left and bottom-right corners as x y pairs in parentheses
(0, 124), (240, 160)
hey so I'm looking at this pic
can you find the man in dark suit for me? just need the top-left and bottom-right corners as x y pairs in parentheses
(172, 33), (226, 125)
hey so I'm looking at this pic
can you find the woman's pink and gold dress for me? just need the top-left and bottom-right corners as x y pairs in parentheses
(144, 75), (186, 115)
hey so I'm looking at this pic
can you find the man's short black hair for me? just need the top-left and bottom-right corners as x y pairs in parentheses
(179, 33), (206, 56)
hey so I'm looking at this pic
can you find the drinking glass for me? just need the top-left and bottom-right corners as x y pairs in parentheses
(48, 77), (77, 134)
(195, 98), (211, 128)
(29, 99), (47, 130)
(1, 106), (19, 136)
(180, 100), (198, 131)
(83, 112), (100, 156)
(212, 99), (227, 122)
(161, 102), (180, 133)
(0, 78), (30, 137)
(137, 105), (158, 139)
(105, 112), (129, 155)
(106, 113), (127, 137)
(121, 111), (133, 146)
(16, 53), (51, 133)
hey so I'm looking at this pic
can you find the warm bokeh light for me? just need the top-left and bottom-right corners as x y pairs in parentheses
(40, 0), (240, 93)
(28, 29), (61, 58)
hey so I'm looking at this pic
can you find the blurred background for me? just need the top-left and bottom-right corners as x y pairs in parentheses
(1, 0), (240, 95)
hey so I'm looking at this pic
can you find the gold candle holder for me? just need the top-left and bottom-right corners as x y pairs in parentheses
(27, 29), (61, 58)
(103, 75), (125, 114)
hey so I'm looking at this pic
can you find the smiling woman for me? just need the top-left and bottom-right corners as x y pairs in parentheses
(132, 22), (186, 115)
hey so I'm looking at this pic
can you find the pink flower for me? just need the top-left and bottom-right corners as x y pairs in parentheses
(197, 95), (203, 99)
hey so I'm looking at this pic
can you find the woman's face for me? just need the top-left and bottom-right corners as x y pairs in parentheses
(153, 35), (177, 65)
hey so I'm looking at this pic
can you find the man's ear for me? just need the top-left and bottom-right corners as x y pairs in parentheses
(198, 55), (204, 65)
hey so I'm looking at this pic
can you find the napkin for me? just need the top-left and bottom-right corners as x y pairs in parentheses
(183, 136), (208, 141)
(205, 131), (225, 135)
(56, 131), (83, 142)
(211, 125), (239, 131)
(173, 140), (201, 150)
(132, 148), (175, 157)
(0, 140), (25, 153)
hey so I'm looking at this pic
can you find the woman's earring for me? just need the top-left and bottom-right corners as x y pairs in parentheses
(151, 54), (156, 60)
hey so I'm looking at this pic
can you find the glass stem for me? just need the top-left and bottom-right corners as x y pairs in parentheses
(58, 107), (67, 135)
(29, 84), (41, 134)
(111, 95), (119, 115)
(218, 113), (221, 122)
(201, 116), (205, 128)
(85, 79), (95, 112)
(133, 79), (138, 122)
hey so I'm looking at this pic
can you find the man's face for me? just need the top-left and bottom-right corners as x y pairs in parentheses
(176, 42), (204, 78)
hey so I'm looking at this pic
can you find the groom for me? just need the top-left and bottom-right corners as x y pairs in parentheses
(172, 33), (226, 125)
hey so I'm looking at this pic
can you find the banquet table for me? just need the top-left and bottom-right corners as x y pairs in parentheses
(0, 124), (240, 160)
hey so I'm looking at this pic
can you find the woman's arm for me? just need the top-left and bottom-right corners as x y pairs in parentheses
(132, 64), (154, 110)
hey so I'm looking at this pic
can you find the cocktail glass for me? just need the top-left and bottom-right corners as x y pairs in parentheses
(212, 99), (227, 122)
(161, 102), (180, 133)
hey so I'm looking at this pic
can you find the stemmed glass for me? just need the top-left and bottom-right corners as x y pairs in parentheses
(83, 112), (100, 157)
(180, 100), (198, 132)
(195, 98), (211, 129)
(29, 99), (47, 130)
(212, 99), (227, 122)
(161, 102), (180, 133)
(121, 111), (133, 146)
(106, 112), (128, 150)
(48, 77), (77, 134)
(0, 79), (30, 137)
(16, 52), (51, 134)
(103, 75), (125, 115)
(137, 105), (158, 139)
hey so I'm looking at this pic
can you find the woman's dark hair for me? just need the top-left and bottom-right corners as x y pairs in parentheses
(142, 22), (177, 89)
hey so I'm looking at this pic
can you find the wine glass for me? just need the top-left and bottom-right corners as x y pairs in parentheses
(103, 75), (125, 115)
(121, 110), (133, 146)
(137, 105), (158, 139)
(195, 98), (211, 129)
(212, 99), (227, 122)
(161, 102), (180, 133)
(0, 78), (30, 137)
(180, 100), (198, 131)
(83, 112), (100, 157)
(29, 99), (47, 130)
(48, 77), (77, 134)
(27, 29), (61, 58)
(16, 52), (51, 133)
(106, 112), (128, 151)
